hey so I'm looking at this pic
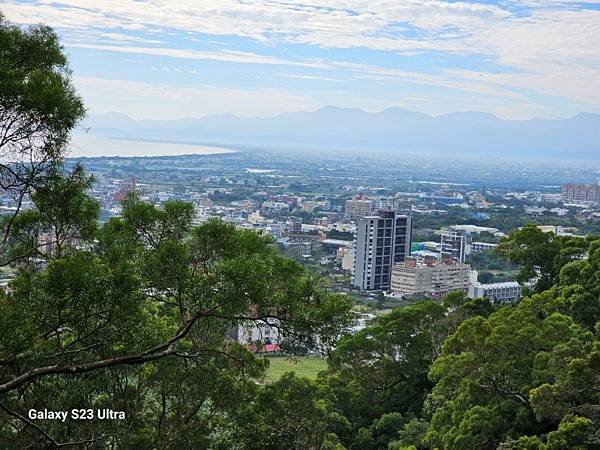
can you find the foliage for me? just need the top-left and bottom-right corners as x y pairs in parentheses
(423, 292), (599, 450)
(265, 357), (328, 382)
(320, 295), (493, 449)
(0, 13), (85, 258)
(0, 187), (352, 447)
(496, 224), (588, 293)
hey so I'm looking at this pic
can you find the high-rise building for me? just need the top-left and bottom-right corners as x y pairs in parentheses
(352, 209), (412, 291)
(561, 183), (600, 204)
(345, 194), (373, 219)
(438, 227), (472, 263)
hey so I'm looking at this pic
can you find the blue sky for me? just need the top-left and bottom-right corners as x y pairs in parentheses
(3, 0), (600, 120)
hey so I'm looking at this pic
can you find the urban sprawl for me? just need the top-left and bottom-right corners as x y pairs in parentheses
(2, 148), (599, 351)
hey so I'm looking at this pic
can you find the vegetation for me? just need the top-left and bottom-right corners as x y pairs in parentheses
(0, 17), (351, 448)
(1, 15), (599, 450)
(265, 357), (328, 382)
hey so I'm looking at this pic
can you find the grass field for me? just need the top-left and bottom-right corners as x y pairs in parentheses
(264, 357), (328, 382)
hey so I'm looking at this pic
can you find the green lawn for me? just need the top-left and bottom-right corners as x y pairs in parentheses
(264, 357), (328, 382)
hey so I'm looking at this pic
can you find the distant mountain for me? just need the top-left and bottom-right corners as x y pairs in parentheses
(82, 107), (600, 160)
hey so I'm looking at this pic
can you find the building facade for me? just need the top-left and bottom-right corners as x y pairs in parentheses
(345, 195), (373, 219)
(561, 183), (600, 204)
(469, 281), (521, 304)
(470, 241), (498, 253)
(438, 227), (472, 263)
(352, 209), (412, 291)
(390, 257), (471, 298)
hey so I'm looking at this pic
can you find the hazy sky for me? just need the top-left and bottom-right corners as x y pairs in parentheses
(4, 1), (600, 120)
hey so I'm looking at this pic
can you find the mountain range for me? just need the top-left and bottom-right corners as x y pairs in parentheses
(82, 107), (600, 160)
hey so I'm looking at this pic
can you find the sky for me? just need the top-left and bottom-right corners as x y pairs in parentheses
(3, 0), (600, 120)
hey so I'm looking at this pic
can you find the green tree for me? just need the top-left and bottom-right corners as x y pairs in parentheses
(554, 238), (600, 329)
(496, 224), (588, 293)
(0, 193), (352, 447)
(423, 293), (599, 450)
(233, 373), (345, 450)
(324, 296), (490, 449)
(6, 164), (98, 264)
(0, 13), (84, 257)
(478, 271), (495, 284)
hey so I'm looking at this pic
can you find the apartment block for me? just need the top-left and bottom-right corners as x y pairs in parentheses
(352, 209), (411, 291)
(390, 257), (471, 298)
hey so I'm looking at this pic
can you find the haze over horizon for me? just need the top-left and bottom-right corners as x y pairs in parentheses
(3, 1), (600, 121)
(92, 105), (597, 122)
(77, 105), (600, 162)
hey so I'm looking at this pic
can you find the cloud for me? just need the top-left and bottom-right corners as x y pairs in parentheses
(3, 0), (598, 117)
(0, 1), (542, 54)
(5, 1), (598, 72)
(74, 76), (320, 119)
(272, 73), (347, 83)
(67, 43), (328, 68)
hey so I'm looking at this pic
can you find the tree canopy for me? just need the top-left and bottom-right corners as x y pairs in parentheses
(0, 12), (85, 260)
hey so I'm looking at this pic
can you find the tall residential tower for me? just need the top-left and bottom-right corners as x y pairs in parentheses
(352, 209), (412, 291)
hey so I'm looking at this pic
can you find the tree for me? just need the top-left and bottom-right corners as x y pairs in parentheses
(554, 238), (600, 329)
(5, 163), (98, 264)
(477, 271), (495, 284)
(0, 193), (352, 446)
(328, 302), (445, 430)
(233, 373), (344, 450)
(0, 13), (85, 257)
(423, 293), (599, 449)
(496, 224), (588, 293)
(323, 297), (489, 449)
(0, 15), (353, 446)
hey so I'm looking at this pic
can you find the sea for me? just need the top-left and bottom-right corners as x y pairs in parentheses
(68, 134), (234, 158)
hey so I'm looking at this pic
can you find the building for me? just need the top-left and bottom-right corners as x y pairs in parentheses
(300, 200), (319, 213)
(470, 241), (498, 253)
(469, 281), (521, 304)
(288, 217), (303, 234)
(336, 246), (355, 271)
(230, 320), (282, 354)
(438, 227), (472, 263)
(561, 183), (600, 204)
(537, 225), (581, 237)
(437, 225), (502, 262)
(345, 194), (373, 219)
(261, 201), (289, 212)
(352, 209), (412, 291)
(390, 257), (471, 298)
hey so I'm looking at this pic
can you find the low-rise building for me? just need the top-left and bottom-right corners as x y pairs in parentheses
(390, 257), (471, 298)
(231, 320), (281, 346)
(469, 281), (521, 304)
(470, 241), (498, 253)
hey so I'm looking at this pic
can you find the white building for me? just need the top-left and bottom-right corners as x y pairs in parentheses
(232, 320), (282, 346)
(390, 257), (471, 298)
(438, 227), (471, 263)
(336, 246), (355, 271)
(469, 281), (521, 304)
(470, 241), (498, 253)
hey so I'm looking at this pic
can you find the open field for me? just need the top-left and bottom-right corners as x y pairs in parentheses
(264, 357), (328, 382)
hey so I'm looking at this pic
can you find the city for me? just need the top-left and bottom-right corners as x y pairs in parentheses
(2, 144), (597, 349)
